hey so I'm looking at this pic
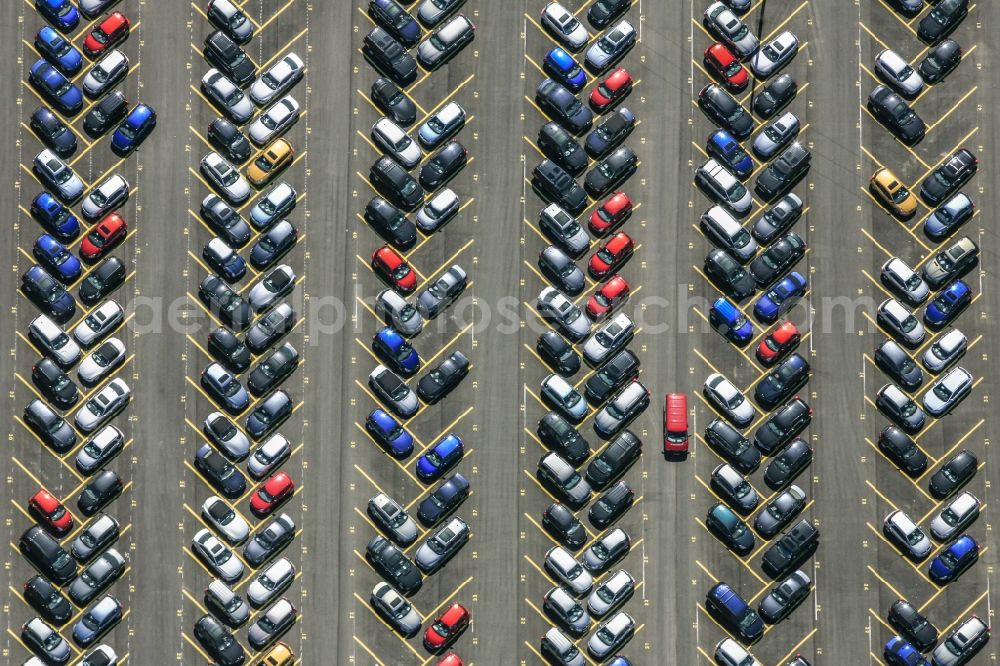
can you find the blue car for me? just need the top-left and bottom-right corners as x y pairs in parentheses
(929, 534), (979, 583)
(924, 192), (974, 240)
(111, 103), (157, 153)
(753, 271), (807, 323)
(884, 636), (929, 666)
(924, 279), (971, 328)
(372, 326), (420, 375)
(709, 297), (753, 344)
(21, 265), (75, 320)
(36, 0), (80, 32)
(72, 595), (122, 646)
(32, 234), (81, 283)
(607, 658), (632, 666)
(30, 191), (80, 240)
(707, 129), (753, 179)
(28, 59), (83, 116)
(369, 0), (420, 46)
(365, 408), (414, 458)
(34, 26), (83, 75)
(543, 47), (588, 93)
(415, 433), (464, 482)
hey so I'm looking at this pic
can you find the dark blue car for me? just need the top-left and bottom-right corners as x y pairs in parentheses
(34, 26), (83, 75)
(709, 297), (753, 344)
(35, 0), (80, 32)
(111, 103), (157, 153)
(28, 59), (83, 116)
(369, 0), (420, 47)
(415, 433), (464, 482)
(365, 408), (414, 458)
(543, 47), (588, 92)
(33, 234), (81, 283)
(30, 106), (77, 157)
(21, 265), (75, 320)
(31, 192), (80, 240)
(417, 472), (470, 525)
(372, 326), (420, 374)
(924, 279), (970, 327)
(707, 129), (753, 179)
(929, 534), (978, 583)
(883, 636), (929, 666)
(753, 271), (807, 323)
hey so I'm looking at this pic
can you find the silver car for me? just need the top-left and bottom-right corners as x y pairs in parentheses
(369, 364), (419, 417)
(376, 288), (424, 336)
(70, 513), (119, 562)
(715, 637), (763, 666)
(704, 1), (758, 57)
(247, 557), (295, 607)
(930, 491), (981, 541)
(192, 528), (244, 583)
(701, 205), (758, 262)
(883, 509), (932, 560)
(543, 586), (591, 636)
(204, 411), (251, 460)
(541, 374), (587, 421)
(248, 95), (300, 146)
(414, 516), (470, 573)
(247, 598), (296, 649)
(202, 495), (250, 544)
(696, 159), (751, 214)
(75, 425), (124, 474)
(250, 181), (296, 230)
(416, 187), (459, 232)
(587, 610), (635, 658)
(581, 312), (634, 366)
(249, 53), (304, 106)
(881, 257), (929, 305)
(207, 0), (254, 43)
(545, 545), (593, 595)
(593, 380), (649, 437)
(80, 0), (122, 17)
(201, 151), (252, 204)
(537, 286), (592, 341)
(367, 492), (418, 546)
(922, 366), (973, 416)
(877, 298), (925, 346)
(540, 2), (589, 51)
(75, 378), (130, 433)
(540, 203), (591, 255)
(34, 149), (83, 202)
(582, 527), (630, 572)
(923, 328), (966, 374)
(247, 433), (291, 478)
(205, 579), (249, 626)
(875, 383), (926, 432)
(417, 101), (465, 148)
(930, 615), (990, 666)
(81, 174), (130, 221)
(248, 264), (296, 312)
(372, 117), (422, 169)
(584, 19), (635, 71)
(586, 569), (634, 617)
(416, 14), (475, 68)
(704, 372), (754, 427)
(370, 582), (421, 637)
(752, 111), (800, 159)
(30, 314), (81, 368)
(416, 264), (467, 318)
(417, 0), (465, 26)
(875, 48), (924, 98)
(78, 337), (126, 386)
(73, 300), (123, 347)
(82, 49), (128, 98)
(750, 30), (799, 78)
(202, 68), (253, 123)
(922, 236), (978, 288)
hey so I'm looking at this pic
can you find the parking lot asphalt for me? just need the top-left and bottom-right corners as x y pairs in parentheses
(0, 0), (997, 664)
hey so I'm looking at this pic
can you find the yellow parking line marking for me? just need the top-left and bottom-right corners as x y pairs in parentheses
(352, 637), (388, 666)
(926, 86), (978, 132)
(931, 588), (990, 632)
(760, 1), (809, 42)
(352, 591), (425, 659)
(257, 28), (310, 73)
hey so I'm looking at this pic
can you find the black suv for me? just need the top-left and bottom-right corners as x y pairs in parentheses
(585, 430), (641, 489)
(83, 90), (128, 137)
(537, 412), (590, 465)
(371, 155), (424, 211)
(761, 519), (819, 578)
(363, 27), (417, 85)
(705, 248), (756, 299)
(588, 480), (634, 528)
(194, 614), (246, 666)
(706, 418), (760, 474)
(753, 397), (811, 454)
(204, 31), (255, 86)
(533, 160), (587, 215)
(755, 143), (810, 201)
(585, 349), (640, 403)
(365, 196), (417, 249)
(538, 122), (587, 175)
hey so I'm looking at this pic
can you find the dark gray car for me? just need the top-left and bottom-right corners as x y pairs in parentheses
(539, 245), (585, 295)
(68, 548), (127, 606)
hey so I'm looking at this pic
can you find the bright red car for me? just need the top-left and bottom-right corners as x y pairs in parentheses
(705, 42), (748, 92)
(249, 470), (295, 515)
(29, 489), (73, 534)
(423, 603), (470, 653)
(588, 231), (634, 279)
(371, 245), (416, 293)
(83, 11), (130, 58)
(757, 320), (801, 365)
(589, 67), (633, 112)
(80, 212), (127, 261)
(586, 275), (630, 319)
(589, 191), (633, 236)
(436, 653), (463, 666)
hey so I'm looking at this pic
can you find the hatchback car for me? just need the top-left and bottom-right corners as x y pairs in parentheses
(22, 616), (71, 663)
(415, 433), (464, 481)
(415, 517), (470, 574)
(590, 67), (632, 113)
(75, 378), (130, 433)
(875, 339), (923, 391)
(707, 502), (755, 554)
(247, 598), (297, 650)
(929, 534), (979, 583)
(194, 612), (246, 666)
(544, 47), (587, 93)
(83, 90), (127, 137)
(705, 42), (748, 91)
(30, 106), (77, 157)
(923, 366), (972, 416)
(539, 245), (585, 296)
(196, 443), (247, 498)
(754, 73), (797, 119)
(884, 510), (932, 560)
(371, 77), (416, 126)
(696, 159), (751, 214)
(581, 312), (634, 366)
(711, 463), (759, 514)
(202, 362), (249, 414)
(593, 381), (649, 438)
(247, 139), (294, 188)
(79, 257), (125, 306)
(763, 438), (813, 489)
(587, 569), (634, 618)
(874, 49), (924, 98)
(82, 47), (128, 97)
(754, 484), (807, 539)
(22, 265), (76, 321)
(586, 107), (635, 158)
(887, 599), (938, 653)
(419, 141), (467, 190)
(205, 409), (252, 459)
(35, 25), (82, 74)
(110, 103), (155, 153)
(540, 203), (591, 256)
(587, 610), (635, 659)
(24, 398), (77, 452)
(758, 570), (811, 624)
(423, 602), (470, 653)
(925, 192), (974, 240)
(704, 2), (758, 56)
(34, 149), (84, 202)
(698, 84), (753, 141)
(418, 101), (466, 148)
(24, 575), (72, 625)
(244, 513), (295, 567)
(876, 383), (926, 432)
(753, 396), (811, 454)
(68, 549), (127, 605)
(80, 213), (127, 262)
(924, 279), (971, 328)
(83, 11), (130, 58)
(370, 582), (421, 637)
(930, 491), (981, 542)
(201, 68), (253, 123)
(920, 38), (962, 84)
(923, 236), (978, 288)
(31, 191), (80, 241)
(930, 615), (989, 666)
(417, 350), (469, 402)
(754, 353), (809, 410)
(29, 59), (83, 116)
(546, 545), (593, 594)
(750, 30), (798, 78)
(710, 297), (753, 345)
(541, 2), (589, 51)
(245, 389), (293, 440)
(917, 0), (968, 44)
(36, 0), (80, 31)
(878, 425), (928, 477)
(705, 249), (756, 299)
(537, 412), (590, 464)
(249, 53), (304, 106)
(416, 14), (475, 69)
(920, 148), (977, 205)
(249, 220), (298, 270)
(704, 373), (754, 427)
(75, 425), (123, 474)
(205, 578), (249, 627)
(537, 286), (592, 341)
(877, 298), (925, 347)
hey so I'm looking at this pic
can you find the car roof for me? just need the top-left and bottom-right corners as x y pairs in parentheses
(547, 47), (575, 70)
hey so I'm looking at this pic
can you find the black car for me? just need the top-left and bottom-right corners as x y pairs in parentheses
(539, 245), (585, 295)
(868, 85), (925, 144)
(20, 525), (77, 584)
(79, 256), (125, 305)
(585, 349), (639, 403)
(537, 330), (582, 376)
(371, 155), (424, 211)
(919, 148), (977, 205)
(22, 265), (75, 321)
(754, 485), (807, 539)
(753, 194), (803, 245)
(195, 444), (247, 498)
(875, 339), (923, 390)
(204, 31), (256, 87)
(585, 107), (635, 158)
(917, 0), (968, 44)
(31, 357), (78, 409)
(763, 438), (812, 490)
(77, 470), (123, 516)
(761, 519), (819, 578)
(754, 353), (809, 410)
(588, 0), (630, 28)
(208, 117), (252, 163)
(542, 502), (587, 549)
(536, 78), (594, 136)
(538, 122), (588, 176)
(30, 106), (77, 157)
(371, 77), (417, 126)
(365, 196), (417, 249)
(194, 614), (246, 666)
(589, 480), (634, 528)
(756, 143), (810, 201)
(201, 195), (252, 248)
(249, 221), (298, 270)
(537, 411), (590, 465)
(758, 570), (811, 624)
(200, 275), (253, 331)
(366, 535), (422, 595)
(247, 343), (299, 396)
(888, 599), (938, 652)
(877, 425), (928, 477)
(919, 39), (962, 83)
(584, 145), (637, 198)
(753, 396), (811, 454)
(706, 418), (760, 474)
(705, 248), (756, 299)
(419, 140), (467, 190)
(417, 350), (469, 403)
(244, 513), (295, 566)
(929, 449), (977, 499)
(417, 473), (470, 526)
(585, 429), (641, 489)
(749, 232), (806, 287)
(83, 90), (128, 137)
(753, 73), (797, 119)
(533, 160), (587, 215)
(362, 27), (417, 85)
(207, 327), (251, 374)
(24, 575), (72, 625)
(24, 398), (77, 453)
(698, 84), (752, 140)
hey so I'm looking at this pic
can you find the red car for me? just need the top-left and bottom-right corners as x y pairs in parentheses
(83, 12), (130, 58)
(589, 67), (633, 112)
(757, 320), (800, 365)
(436, 653), (463, 666)
(80, 212), (127, 261)
(423, 603), (470, 653)
(586, 274), (630, 319)
(705, 42), (748, 92)
(371, 245), (416, 293)
(29, 489), (73, 534)
(588, 231), (633, 279)
(589, 191), (633, 236)
(664, 392), (689, 455)
(249, 470), (295, 515)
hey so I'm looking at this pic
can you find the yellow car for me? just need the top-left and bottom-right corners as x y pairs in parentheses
(248, 138), (294, 187)
(260, 641), (294, 665)
(870, 167), (916, 217)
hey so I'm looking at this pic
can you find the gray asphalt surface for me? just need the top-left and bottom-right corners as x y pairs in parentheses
(0, 0), (997, 664)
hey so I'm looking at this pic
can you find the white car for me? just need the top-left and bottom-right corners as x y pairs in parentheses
(750, 30), (799, 78)
(375, 289), (424, 336)
(82, 49), (129, 98)
(537, 286), (592, 341)
(246, 557), (295, 607)
(30, 314), (81, 368)
(874, 48), (923, 98)
(581, 312), (634, 366)
(73, 300), (124, 347)
(192, 528), (244, 583)
(544, 545), (592, 595)
(75, 378), (130, 433)
(80, 0), (121, 18)
(586, 610), (635, 659)
(201, 151), (252, 204)
(922, 328), (966, 373)
(922, 366), (973, 416)
(541, 374), (587, 421)
(930, 491), (981, 541)
(877, 298), (925, 346)
(250, 52), (304, 106)
(371, 117), (422, 169)
(696, 159), (751, 214)
(202, 495), (250, 544)
(78, 337), (126, 386)
(704, 1), (758, 57)
(33, 149), (84, 202)
(587, 569), (635, 617)
(704, 372), (754, 427)
(207, 0), (254, 43)
(202, 68), (253, 123)
(81, 174), (130, 221)
(248, 95), (300, 146)
(415, 187), (459, 232)
(248, 264), (296, 312)
(80, 645), (118, 664)
(931, 616), (990, 666)
(540, 2), (589, 52)
(247, 433), (291, 479)
(715, 637), (762, 666)
(881, 257), (929, 305)
(883, 509), (931, 560)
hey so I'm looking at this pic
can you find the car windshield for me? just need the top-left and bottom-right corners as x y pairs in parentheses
(933, 383), (954, 400)
(727, 107), (744, 123)
(92, 64), (111, 83)
(899, 314), (917, 333)
(906, 528), (924, 545)
(254, 155), (275, 172)
(890, 185), (910, 204)
(725, 392), (744, 410)
(941, 508), (959, 525)
(726, 181), (747, 199)
(935, 251), (955, 270)
(900, 400), (916, 417)
(724, 61), (741, 76)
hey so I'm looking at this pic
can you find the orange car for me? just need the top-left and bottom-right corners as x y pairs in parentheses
(871, 167), (916, 217)
(248, 138), (294, 187)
